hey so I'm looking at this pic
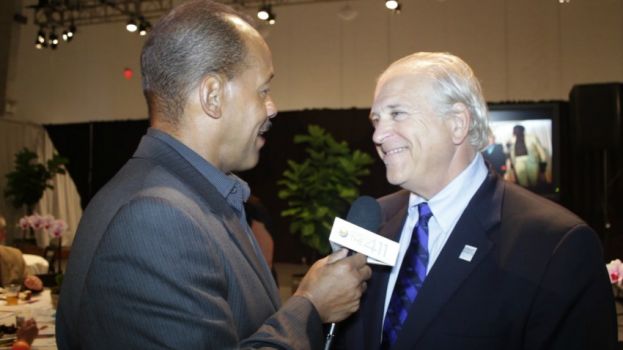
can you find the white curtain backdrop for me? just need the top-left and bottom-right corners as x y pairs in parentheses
(0, 118), (81, 248)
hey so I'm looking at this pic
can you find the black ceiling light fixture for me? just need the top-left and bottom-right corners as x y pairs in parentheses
(126, 16), (138, 32)
(257, 4), (271, 21)
(138, 17), (151, 36)
(21, 0), (405, 49)
(66, 22), (76, 41)
(21, 1), (174, 50)
(49, 28), (59, 50)
(257, 3), (277, 25)
(267, 12), (276, 25)
(385, 0), (401, 13)
(36, 28), (46, 44)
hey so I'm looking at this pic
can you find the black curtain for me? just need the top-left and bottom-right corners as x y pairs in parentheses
(45, 109), (397, 263)
(46, 120), (149, 208)
(45, 103), (622, 263)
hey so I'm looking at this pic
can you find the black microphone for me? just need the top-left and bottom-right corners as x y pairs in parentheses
(345, 195), (383, 234)
(324, 195), (382, 350)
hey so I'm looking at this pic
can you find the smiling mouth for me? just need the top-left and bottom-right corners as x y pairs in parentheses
(383, 147), (408, 156)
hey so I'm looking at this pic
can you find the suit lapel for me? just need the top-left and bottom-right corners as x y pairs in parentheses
(133, 135), (281, 308)
(393, 171), (503, 349)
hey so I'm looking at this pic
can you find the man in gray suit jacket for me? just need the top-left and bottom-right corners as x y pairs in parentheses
(56, 1), (371, 348)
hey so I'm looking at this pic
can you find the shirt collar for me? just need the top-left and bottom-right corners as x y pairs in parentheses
(147, 128), (250, 209)
(408, 153), (488, 232)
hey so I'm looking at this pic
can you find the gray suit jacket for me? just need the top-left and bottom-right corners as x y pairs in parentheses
(56, 133), (322, 349)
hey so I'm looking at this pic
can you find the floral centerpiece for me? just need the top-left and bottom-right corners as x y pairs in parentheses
(18, 213), (67, 273)
(606, 259), (623, 301)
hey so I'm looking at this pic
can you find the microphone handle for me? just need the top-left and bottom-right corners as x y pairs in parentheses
(324, 322), (337, 350)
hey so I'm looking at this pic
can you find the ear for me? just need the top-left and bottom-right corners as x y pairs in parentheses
(199, 74), (224, 119)
(447, 102), (470, 145)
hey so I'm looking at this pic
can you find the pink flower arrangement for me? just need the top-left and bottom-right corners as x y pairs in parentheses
(18, 213), (68, 238)
(606, 259), (623, 288)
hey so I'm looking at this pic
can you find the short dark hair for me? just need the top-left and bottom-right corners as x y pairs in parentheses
(141, 0), (248, 124)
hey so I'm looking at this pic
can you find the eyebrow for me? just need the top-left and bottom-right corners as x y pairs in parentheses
(263, 73), (274, 86)
(370, 103), (403, 117)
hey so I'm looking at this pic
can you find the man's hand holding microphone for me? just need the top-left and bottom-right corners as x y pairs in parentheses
(294, 249), (371, 323)
(289, 196), (388, 349)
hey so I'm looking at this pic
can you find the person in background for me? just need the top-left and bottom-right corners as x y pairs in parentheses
(481, 127), (507, 177)
(244, 195), (278, 283)
(506, 124), (548, 188)
(12, 319), (39, 350)
(0, 217), (41, 350)
(0, 216), (24, 286)
(0, 216), (43, 291)
(337, 52), (617, 349)
(56, 1), (371, 349)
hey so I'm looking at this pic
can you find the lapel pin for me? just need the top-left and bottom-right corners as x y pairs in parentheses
(459, 245), (477, 262)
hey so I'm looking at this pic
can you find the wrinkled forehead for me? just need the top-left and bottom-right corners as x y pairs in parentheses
(374, 65), (432, 100)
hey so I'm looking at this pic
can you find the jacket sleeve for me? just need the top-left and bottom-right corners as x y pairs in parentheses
(523, 224), (618, 350)
(78, 196), (322, 350)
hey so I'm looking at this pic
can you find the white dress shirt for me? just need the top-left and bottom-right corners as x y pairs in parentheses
(383, 153), (488, 321)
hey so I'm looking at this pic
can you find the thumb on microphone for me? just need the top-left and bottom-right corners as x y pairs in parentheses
(326, 248), (349, 264)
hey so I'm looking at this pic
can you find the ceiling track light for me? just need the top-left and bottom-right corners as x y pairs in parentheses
(385, 0), (400, 11)
(267, 12), (276, 25)
(257, 5), (271, 21)
(49, 29), (59, 50)
(138, 17), (151, 36)
(126, 17), (138, 32)
(25, 0), (173, 50)
(67, 23), (76, 41)
(36, 28), (46, 44)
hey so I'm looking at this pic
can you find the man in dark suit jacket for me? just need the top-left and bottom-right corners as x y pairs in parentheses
(481, 128), (507, 177)
(337, 52), (617, 349)
(56, 1), (371, 348)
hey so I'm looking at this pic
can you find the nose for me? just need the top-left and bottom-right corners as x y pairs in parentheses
(266, 96), (278, 119)
(372, 119), (391, 145)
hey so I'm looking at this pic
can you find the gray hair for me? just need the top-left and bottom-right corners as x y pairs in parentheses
(141, 0), (249, 124)
(384, 52), (489, 151)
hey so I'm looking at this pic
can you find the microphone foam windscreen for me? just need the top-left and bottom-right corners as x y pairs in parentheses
(346, 195), (382, 233)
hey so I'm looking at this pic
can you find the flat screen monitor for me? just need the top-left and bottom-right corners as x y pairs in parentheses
(485, 102), (563, 201)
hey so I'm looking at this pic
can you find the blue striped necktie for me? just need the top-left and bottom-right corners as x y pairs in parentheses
(380, 202), (432, 349)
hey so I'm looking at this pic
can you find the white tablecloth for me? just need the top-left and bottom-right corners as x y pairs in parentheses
(0, 289), (56, 349)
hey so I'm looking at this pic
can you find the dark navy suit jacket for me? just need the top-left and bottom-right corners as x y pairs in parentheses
(337, 168), (617, 350)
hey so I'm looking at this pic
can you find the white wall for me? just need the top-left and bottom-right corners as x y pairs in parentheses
(5, 0), (623, 124)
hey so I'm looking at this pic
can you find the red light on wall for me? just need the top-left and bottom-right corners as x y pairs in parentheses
(123, 68), (133, 80)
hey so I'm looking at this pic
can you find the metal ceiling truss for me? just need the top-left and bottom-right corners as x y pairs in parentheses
(27, 0), (173, 28)
(226, 0), (346, 8)
(25, 0), (347, 29)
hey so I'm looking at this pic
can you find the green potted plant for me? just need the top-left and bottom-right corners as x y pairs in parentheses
(4, 147), (68, 242)
(278, 124), (374, 256)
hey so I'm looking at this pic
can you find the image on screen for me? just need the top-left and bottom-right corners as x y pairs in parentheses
(483, 101), (562, 201)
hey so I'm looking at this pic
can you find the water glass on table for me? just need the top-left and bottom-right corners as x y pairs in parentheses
(5, 284), (20, 306)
